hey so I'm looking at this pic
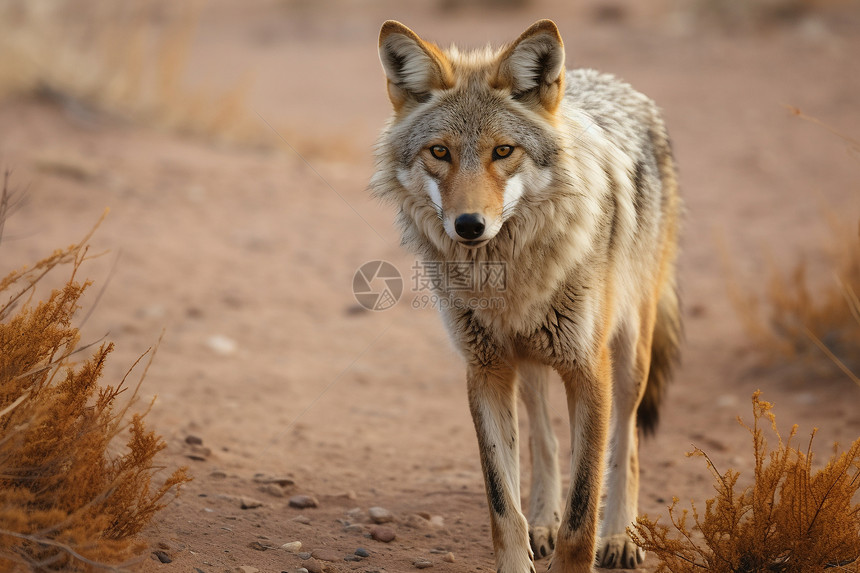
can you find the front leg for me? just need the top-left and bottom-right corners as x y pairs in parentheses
(468, 363), (535, 573)
(549, 348), (612, 573)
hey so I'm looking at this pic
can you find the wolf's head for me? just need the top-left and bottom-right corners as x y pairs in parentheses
(375, 20), (566, 250)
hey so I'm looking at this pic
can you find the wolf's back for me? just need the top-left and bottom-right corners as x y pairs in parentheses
(563, 68), (682, 436)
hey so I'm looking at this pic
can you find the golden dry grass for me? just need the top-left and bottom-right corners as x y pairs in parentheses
(0, 177), (190, 571)
(729, 216), (860, 382)
(728, 112), (860, 384)
(0, 1), (267, 147)
(631, 391), (860, 572)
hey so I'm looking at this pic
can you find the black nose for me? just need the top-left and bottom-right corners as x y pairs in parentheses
(454, 213), (486, 240)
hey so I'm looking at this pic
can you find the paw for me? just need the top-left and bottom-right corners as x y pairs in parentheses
(495, 558), (536, 573)
(495, 543), (536, 573)
(595, 534), (644, 569)
(528, 525), (556, 560)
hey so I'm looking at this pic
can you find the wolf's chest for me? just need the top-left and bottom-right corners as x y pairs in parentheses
(436, 260), (601, 368)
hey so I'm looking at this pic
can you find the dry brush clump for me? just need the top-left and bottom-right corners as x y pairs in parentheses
(729, 116), (860, 383)
(731, 216), (860, 381)
(0, 1), (266, 147)
(630, 391), (860, 573)
(0, 186), (190, 570)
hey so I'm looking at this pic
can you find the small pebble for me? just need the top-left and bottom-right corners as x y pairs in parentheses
(429, 515), (444, 528)
(238, 567), (259, 573)
(297, 552), (312, 560)
(239, 497), (263, 510)
(186, 444), (211, 462)
(368, 506), (393, 524)
(413, 559), (433, 569)
(207, 334), (237, 355)
(253, 474), (295, 487)
(370, 526), (396, 543)
(293, 515), (312, 525)
(281, 541), (302, 552)
(303, 559), (324, 573)
(210, 470), (227, 479)
(343, 524), (364, 534)
(443, 552), (455, 563)
(185, 435), (203, 445)
(261, 483), (286, 498)
(344, 555), (361, 562)
(355, 548), (370, 558)
(296, 569), (309, 573)
(191, 445), (212, 456)
(152, 550), (171, 563)
(311, 549), (340, 562)
(248, 541), (268, 551)
(289, 495), (319, 509)
(405, 514), (431, 529)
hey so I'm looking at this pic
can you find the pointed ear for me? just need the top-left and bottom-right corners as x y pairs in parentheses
(378, 21), (453, 111)
(494, 19), (565, 113)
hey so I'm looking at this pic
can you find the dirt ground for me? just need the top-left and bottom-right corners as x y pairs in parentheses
(2, 1), (860, 572)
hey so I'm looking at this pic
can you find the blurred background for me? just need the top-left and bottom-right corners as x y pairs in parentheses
(1, 0), (859, 570)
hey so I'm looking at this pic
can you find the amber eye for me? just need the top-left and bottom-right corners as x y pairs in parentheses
(430, 145), (451, 161)
(492, 145), (513, 160)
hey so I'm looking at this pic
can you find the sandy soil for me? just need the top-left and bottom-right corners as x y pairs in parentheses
(1, 1), (859, 572)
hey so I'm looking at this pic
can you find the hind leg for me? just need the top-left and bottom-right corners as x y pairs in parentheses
(596, 318), (653, 569)
(519, 362), (561, 560)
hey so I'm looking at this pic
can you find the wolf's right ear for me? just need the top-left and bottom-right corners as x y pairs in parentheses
(378, 21), (453, 111)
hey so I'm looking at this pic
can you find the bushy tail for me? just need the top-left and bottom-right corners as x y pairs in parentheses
(637, 282), (682, 437)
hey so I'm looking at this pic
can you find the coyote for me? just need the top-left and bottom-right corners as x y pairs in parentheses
(371, 19), (681, 573)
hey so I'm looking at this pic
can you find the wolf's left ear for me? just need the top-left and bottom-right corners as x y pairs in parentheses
(378, 21), (453, 112)
(494, 20), (565, 113)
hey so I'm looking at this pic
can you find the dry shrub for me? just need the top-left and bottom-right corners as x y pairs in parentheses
(0, 1), (267, 147)
(728, 114), (860, 382)
(630, 391), (860, 572)
(730, 217), (860, 381)
(0, 181), (190, 570)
